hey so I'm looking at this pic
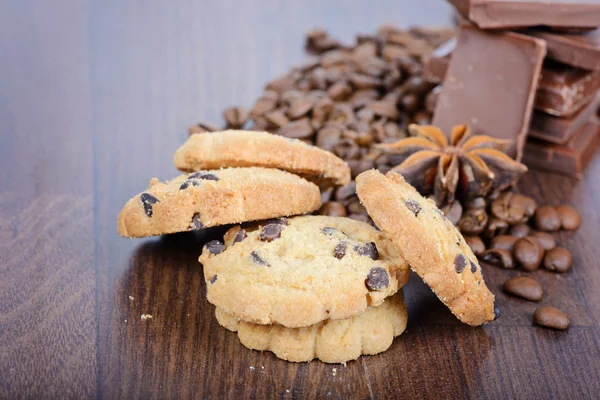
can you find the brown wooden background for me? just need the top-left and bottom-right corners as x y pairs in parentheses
(1, 1), (599, 398)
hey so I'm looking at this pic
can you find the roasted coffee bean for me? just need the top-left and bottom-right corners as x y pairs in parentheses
(458, 208), (488, 235)
(555, 204), (581, 230)
(543, 247), (573, 273)
(533, 306), (569, 330)
(317, 201), (348, 217)
(204, 240), (225, 255)
(465, 197), (486, 210)
(491, 192), (528, 224)
(347, 200), (367, 215)
(348, 213), (370, 223)
(191, 213), (204, 230)
(531, 231), (556, 251)
(189, 122), (219, 135)
(399, 93), (419, 113)
(334, 242), (347, 259)
(354, 242), (379, 260)
(140, 193), (159, 217)
(348, 159), (374, 178)
(465, 236), (485, 256)
(234, 228), (247, 243)
(513, 237), (544, 271)
(509, 223), (531, 239)
(519, 195), (537, 219)
(334, 138), (361, 160)
(335, 182), (357, 205)
(327, 81), (352, 100)
(288, 97), (316, 119)
(209, 274), (218, 284)
(365, 267), (389, 291)
(349, 73), (382, 89)
(265, 109), (289, 128)
(490, 235), (518, 252)
(251, 251), (269, 266)
(251, 96), (277, 117)
(442, 201), (463, 225)
(223, 106), (249, 129)
(454, 254), (467, 273)
(413, 111), (430, 125)
(503, 276), (543, 301)
(534, 206), (561, 232)
(278, 117), (314, 139)
(482, 249), (514, 269)
(486, 217), (509, 239)
(315, 125), (343, 152)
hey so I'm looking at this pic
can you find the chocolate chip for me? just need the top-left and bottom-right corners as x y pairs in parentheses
(209, 274), (218, 284)
(189, 171), (219, 181)
(204, 240), (225, 255)
(140, 193), (159, 217)
(482, 249), (514, 269)
(322, 227), (337, 236)
(404, 199), (422, 217)
(470, 260), (478, 273)
(454, 254), (467, 273)
(533, 306), (569, 330)
(191, 213), (204, 230)
(543, 247), (573, 273)
(251, 251), (269, 266)
(259, 224), (284, 242)
(354, 242), (379, 260)
(180, 180), (199, 190)
(365, 267), (390, 291)
(493, 305), (501, 321)
(262, 218), (288, 226)
(334, 242), (347, 259)
(234, 229), (247, 243)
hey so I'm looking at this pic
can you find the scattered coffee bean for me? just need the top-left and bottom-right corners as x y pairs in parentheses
(209, 274), (218, 284)
(365, 267), (390, 291)
(188, 122), (219, 134)
(140, 193), (159, 217)
(517, 194), (537, 219)
(531, 231), (556, 251)
(404, 199), (422, 217)
(458, 208), (488, 235)
(510, 223), (531, 239)
(503, 276), (543, 301)
(513, 237), (544, 271)
(465, 197), (486, 210)
(317, 201), (348, 217)
(485, 217), (509, 239)
(543, 247), (573, 273)
(348, 213), (371, 223)
(465, 235), (485, 256)
(454, 254), (467, 273)
(491, 192), (528, 224)
(533, 306), (569, 330)
(334, 242), (347, 259)
(482, 249), (515, 269)
(259, 224), (284, 242)
(490, 235), (518, 252)
(204, 240), (225, 255)
(251, 251), (269, 266)
(234, 228), (247, 244)
(555, 204), (581, 230)
(354, 242), (379, 260)
(335, 182), (357, 205)
(223, 106), (249, 129)
(191, 213), (204, 230)
(534, 206), (561, 232)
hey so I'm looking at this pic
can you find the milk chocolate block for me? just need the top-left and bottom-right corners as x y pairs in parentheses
(523, 118), (600, 178)
(448, 0), (600, 30)
(423, 38), (454, 84)
(528, 28), (600, 71)
(530, 95), (600, 143)
(433, 26), (546, 161)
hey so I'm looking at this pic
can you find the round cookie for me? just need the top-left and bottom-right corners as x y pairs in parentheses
(200, 215), (410, 327)
(118, 167), (321, 238)
(215, 291), (407, 364)
(355, 169), (497, 326)
(174, 130), (351, 187)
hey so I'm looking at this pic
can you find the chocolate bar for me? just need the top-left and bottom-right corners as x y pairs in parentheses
(447, 0), (600, 30)
(530, 94), (600, 145)
(523, 118), (600, 178)
(424, 40), (600, 117)
(432, 26), (546, 161)
(528, 28), (600, 71)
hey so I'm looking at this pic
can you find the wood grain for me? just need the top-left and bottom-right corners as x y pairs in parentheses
(1, 0), (599, 398)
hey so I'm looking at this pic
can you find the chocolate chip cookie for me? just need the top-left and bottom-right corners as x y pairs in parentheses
(356, 170), (497, 326)
(118, 167), (321, 238)
(215, 291), (407, 364)
(174, 130), (351, 187)
(201, 215), (410, 327)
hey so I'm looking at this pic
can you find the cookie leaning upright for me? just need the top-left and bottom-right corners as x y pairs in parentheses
(118, 167), (321, 238)
(356, 170), (497, 326)
(174, 130), (351, 187)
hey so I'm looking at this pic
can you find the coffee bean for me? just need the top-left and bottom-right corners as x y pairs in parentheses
(335, 182), (357, 205)
(465, 236), (485, 256)
(191, 213), (204, 230)
(234, 228), (247, 243)
(347, 200), (367, 215)
(399, 93), (419, 113)
(265, 109), (290, 128)
(534, 206), (561, 232)
(503, 277), (543, 301)
(140, 193), (159, 217)
(223, 106), (249, 129)
(441, 201), (463, 225)
(543, 247), (573, 273)
(555, 204), (581, 230)
(454, 254), (467, 273)
(251, 96), (277, 117)
(365, 267), (390, 291)
(317, 201), (348, 217)
(413, 111), (430, 125)
(278, 118), (314, 139)
(491, 192), (528, 224)
(349, 213), (371, 223)
(509, 223), (531, 239)
(204, 240), (225, 255)
(513, 237), (544, 271)
(288, 97), (316, 119)
(327, 81), (352, 101)
(458, 208), (488, 235)
(367, 101), (399, 119)
(533, 306), (569, 330)
(486, 217), (509, 239)
(404, 199), (422, 217)
(482, 249), (514, 269)
(251, 251), (269, 266)
(334, 242), (347, 259)
(465, 197), (486, 210)
(518, 195), (537, 219)
(490, 235), (518, 252)
(348, 159), (374, 178)
(354, 242), (379, 260)
(349, 73), (382, 89)
(531, 231), (556, 251)
(334, 138), (361, 160)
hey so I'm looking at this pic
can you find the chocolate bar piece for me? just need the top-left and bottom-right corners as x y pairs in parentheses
(432, 26), (546, 161)
(530, 94), (600, 143)
(528, 28), (600, 71)
(523, 118), (600, 178)
(448, 0), (600, 30)
(425, 40), (600, 117)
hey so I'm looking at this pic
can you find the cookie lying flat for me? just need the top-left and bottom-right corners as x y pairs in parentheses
(216, 291), (407, 364)
(201, 215), (410, 327)
(356, 170), (497, 326)
(118, 167), (321, 238)
(174, 130), (351, 187)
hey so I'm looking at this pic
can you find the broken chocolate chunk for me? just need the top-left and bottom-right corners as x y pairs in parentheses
(140, 193), (159, 217)
(493, 305), (501, 321)
(334, 242), (347, 259)
(322, 226), (337, 236)
(204, 240), (225, 255)
(259, 224), (284, 242)
(251, 251), (269, 266)
(454, 254), (467, 273)
(234, 228), (247, 243)
(188, 171), (219, 181)
(191, 213), (204, 230)
(354, 242), (379, 260)
(470, 260), (478, 273)
(404, 199), (422, 217)
(209, 274), (218, 284)
(179, 179), (200, 190)
(365, 267), (390, 291)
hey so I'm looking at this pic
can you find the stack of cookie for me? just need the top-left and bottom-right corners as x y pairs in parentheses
(118, 130), (498, 363)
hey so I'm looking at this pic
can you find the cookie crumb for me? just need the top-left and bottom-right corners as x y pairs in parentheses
(141, 314), (153, 320)
(261, 366), (264, 370)
(128, 296), (134, 300)
(249, 366), (255, 370)
(332, 368), (337, 376)
(286, 390), (290, 393)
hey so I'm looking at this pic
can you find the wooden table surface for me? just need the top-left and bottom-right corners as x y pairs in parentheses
(1, 1), (599, 399)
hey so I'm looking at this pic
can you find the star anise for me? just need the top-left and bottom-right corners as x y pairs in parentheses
(377, 124), (528, 206)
